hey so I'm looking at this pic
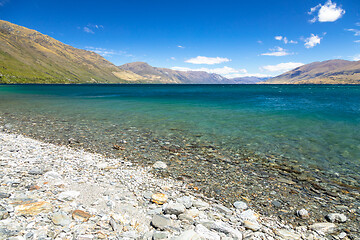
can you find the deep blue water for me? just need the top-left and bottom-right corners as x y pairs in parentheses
(0, 84), (359, 178)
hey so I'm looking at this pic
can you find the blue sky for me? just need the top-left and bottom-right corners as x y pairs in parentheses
(1, 0), (360, 78)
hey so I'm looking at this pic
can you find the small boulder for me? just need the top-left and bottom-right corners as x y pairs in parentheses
(176, 196), (193, 209)
(151, 193), (168, 205)
(296, 209), (310, 219)
(243, 220), (261, 231)
(275, 229), (301, 240)
(192, 200), (210, 210)
(195, 224), (221, 240)
(72, 210), (92, 222)
(14, 201), (52, 216)
(151, 215), (172, 230)
(239, 209), (259, 222)
(28, 168), (44, 175)
(164, 202), (186, 215)
(326, 213), (347, 223)
(58, 191), (80, 201)
(153, 161), (167, 169)
(309, 222), (337, 234)
(44, 171), (62, 180)
(52, 211), (71, 226)
(233, 201), (248, 210)
(175, 230), (202, 240)
(213, 204), (232, 214)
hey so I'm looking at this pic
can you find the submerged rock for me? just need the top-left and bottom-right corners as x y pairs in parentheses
(153, 161), (167, 169)
(296, 208), (310, 219)
(326, 213), (347, 223)
(309, 222), (337, 234)
(233, 201), (248, 210)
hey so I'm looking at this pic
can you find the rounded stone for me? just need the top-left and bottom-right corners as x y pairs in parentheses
(151, 193), (168, 205)
(52, 211), (72, 226)
(233, 201), (248, 210)
(296, 209), (309, 219)
(326, 213), (347, 223)
(153, 161), (167, 169)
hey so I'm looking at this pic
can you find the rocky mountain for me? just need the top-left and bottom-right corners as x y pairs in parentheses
(264, 60), (360, 84)
(0, 20), (145, 84)
(119, 62), (235, 84)
(230, 76), (269, 84)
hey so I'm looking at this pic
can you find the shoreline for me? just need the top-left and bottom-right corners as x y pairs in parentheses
(0, 131), (358, 239)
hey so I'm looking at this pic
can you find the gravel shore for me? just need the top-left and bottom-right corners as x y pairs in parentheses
(0, 132), (356, 240)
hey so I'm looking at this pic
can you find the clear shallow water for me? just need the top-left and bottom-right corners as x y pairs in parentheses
(0, 84), (359, 178)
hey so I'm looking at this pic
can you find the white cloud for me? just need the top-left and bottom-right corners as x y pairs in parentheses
(185, 56), (231, 65)
(177, 45), (185, 48)
(172, 66), (243, 75)
(261, 62), (304, 72)
(261, 47), (292, 56)
(170, 57), (176, 60)
(275, 36), (297, 44)
(304, 34), (322, 48)
(309, 0), (345, 23)
(257, 40), (263, 44)
(346, 29), (360, 36)
(354, 40), (360, 43)
(225, 73), (272, 78)
(83, 27), (94, 34)
(82, 24), (103, 34)
(85, 47), (133, 57)
(353, 54), (360, 61)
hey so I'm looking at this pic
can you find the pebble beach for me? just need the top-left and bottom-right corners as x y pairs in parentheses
(0, 131), (358, 240)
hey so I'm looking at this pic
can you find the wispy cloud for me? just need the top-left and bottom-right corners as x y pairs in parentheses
(0, 0), (9, 6)
(177, 45), (185, 48)
(83, 27), (94, 34)
(308, 0), (345, 23)
(261, 47), (292, 56)
(353, 54), (360, 61)
(274, 36), (298, 44)
(345, 28), (360, 36)
(304, 34), (322, 48)
(170, 57), (176, 60)
(354, 40), (360, 43)
(85, 47), (133, 57)
(261, 62), (304, 72)
(257, 40), (263, 44)
(172, 66), (242, 75)
(226, 73), (272, 78)
(82, 24), (104, 34)
(185, 56), (231, 65)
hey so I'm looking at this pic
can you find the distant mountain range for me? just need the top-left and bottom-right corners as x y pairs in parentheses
(0, 20), (359, 84)
(232, 76), (269, 84)
(263, 60), (360, 84)
(119, 62), (240, 84)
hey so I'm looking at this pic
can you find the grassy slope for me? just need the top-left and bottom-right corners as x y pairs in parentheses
(0, 20), (145, 84)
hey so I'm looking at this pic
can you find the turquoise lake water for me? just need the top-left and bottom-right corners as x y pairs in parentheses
(0, 84), (359, 180)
